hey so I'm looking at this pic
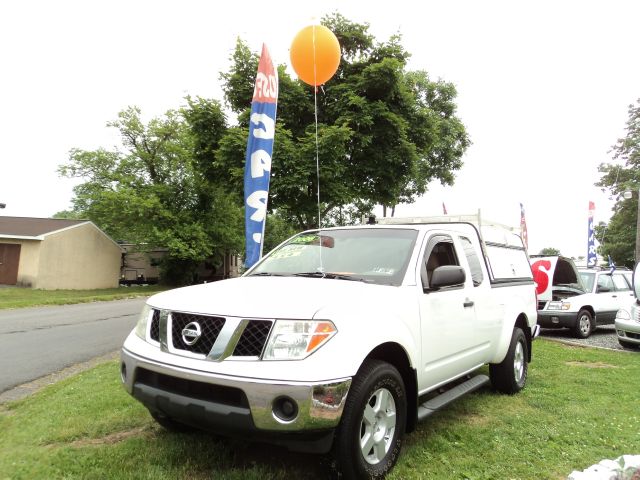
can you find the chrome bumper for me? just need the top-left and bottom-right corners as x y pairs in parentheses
(120, 347), (351, 432)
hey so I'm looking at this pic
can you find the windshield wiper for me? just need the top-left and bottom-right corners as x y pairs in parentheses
(248, 272), (286, 277)
(293, 271), (326, 278)
(293, 272), (368, 282)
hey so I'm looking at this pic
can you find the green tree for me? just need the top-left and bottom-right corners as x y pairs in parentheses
(539, 247), (561, 256)
(218, 14), (470, 229)
(58, 103), (243, 285)
(596, 98), (640, 268)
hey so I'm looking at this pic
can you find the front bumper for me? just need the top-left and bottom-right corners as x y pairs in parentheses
(615, 318), (640, 346)
(120, 347), (351, 452)
(536, 310), (577, 328)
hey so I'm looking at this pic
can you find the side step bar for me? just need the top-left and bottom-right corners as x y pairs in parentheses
(417, 374), (490, 421)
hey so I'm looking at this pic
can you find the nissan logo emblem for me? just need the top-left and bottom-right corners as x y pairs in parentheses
(181, 321), (202, 345)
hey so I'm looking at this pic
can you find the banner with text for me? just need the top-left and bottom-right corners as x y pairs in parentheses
(244, 44), (278, 268)
(587, 201), (597, 267)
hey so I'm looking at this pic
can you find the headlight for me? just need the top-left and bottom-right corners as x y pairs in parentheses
(616, 309), (631, 321)
(263, 320), (337, 360)
(135, 304), (152, 340)
(547, 301), (571, 311)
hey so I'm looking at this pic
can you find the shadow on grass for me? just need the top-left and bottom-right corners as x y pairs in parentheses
(143, 426), (336, 479)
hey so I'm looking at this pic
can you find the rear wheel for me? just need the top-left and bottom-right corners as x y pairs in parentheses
(334, 360), (406, 479)
(490, 327), (528, 394)
(573, 309), (593, 338)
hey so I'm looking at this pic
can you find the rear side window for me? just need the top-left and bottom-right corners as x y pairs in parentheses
(485, 244), (532, 280)
(612, 273), (630, 291)
(460, 236), (484, 286)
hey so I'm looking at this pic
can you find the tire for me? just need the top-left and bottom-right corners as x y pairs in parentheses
(573, 309), (594, 338)
(333, 360), (407, 479)
(150, 411), (194, 432)
(490, 327), (528, 395)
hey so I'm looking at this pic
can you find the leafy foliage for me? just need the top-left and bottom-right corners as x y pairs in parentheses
(58, 103), (243, 285)
(218, 14), (469, 229)
(596, 98), (640, 267)
(539, 247), (561, 256)
(58, 14), (470, 276)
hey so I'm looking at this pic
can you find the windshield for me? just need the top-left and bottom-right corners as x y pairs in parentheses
(579, 271), (595, 292)
(248, 228), (418, 286)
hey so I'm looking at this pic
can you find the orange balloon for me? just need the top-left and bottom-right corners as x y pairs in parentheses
(290, 24), (341, 86)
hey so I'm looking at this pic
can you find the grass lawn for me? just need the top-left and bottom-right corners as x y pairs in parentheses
(0, 339), (638, 479)
(0, 285), (167, 310)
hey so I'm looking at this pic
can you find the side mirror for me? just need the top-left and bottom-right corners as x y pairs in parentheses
(634, 263), (640, 299)
(429, 265), (466, 290)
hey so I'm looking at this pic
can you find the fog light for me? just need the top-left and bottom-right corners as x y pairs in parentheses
(551, 316), (560, 324)
(120, 362), (127, 383)
(273, 396), (298, 422)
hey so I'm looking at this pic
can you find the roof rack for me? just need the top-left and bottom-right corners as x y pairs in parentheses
(371, 210), (525, 251)
(578, 265), (630, 271)
(374, 210), (517, 232)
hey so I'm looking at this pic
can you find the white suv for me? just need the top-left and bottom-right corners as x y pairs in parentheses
(532, 255), (634, 338)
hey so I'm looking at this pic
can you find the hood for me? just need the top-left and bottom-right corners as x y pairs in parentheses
(530, 256), (585, 301)
(147, 276), (393, 319)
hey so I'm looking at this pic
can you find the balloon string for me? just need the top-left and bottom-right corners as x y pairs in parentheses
(312, 24), (324, 273)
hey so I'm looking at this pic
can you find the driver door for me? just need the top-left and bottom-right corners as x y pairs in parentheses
(417, 234), (479, 389)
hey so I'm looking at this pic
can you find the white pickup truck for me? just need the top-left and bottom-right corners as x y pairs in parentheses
(120, 215), (538, 479)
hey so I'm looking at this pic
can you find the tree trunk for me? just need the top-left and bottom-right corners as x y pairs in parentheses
(382, 205), (387, 217)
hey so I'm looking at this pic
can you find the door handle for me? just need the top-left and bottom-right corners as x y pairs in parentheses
(463, 299), (474, 308)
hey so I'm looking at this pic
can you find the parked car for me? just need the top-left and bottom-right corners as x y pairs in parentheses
(120, 215), (538, 479)
(615, 305), (640, 349)
(615, 264), (640, 349)
(531, 256), (634, 338)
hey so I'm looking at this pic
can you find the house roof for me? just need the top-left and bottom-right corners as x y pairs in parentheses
(0, 216), (89, 238)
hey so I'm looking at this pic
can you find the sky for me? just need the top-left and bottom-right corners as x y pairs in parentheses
(1, 0), (639, 259)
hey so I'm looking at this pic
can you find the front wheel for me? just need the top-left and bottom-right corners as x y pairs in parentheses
(490, 327), (528, 394)
(334, 359), (407, 479)
(619, 339), (639, 350)
(573, 309), (594, 338)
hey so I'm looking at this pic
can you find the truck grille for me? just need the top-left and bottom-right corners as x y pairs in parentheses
(148, 309), (274, 360)
(233, 320), (273, 357)
(538, 301), (547, 310)
(171, 312), (225, 355)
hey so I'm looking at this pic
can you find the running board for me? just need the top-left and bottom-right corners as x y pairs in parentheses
(417, 374), (490, 421)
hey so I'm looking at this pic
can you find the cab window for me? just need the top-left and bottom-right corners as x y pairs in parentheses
(596, 274), (614, 292)
(422, 236), (459, 288)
